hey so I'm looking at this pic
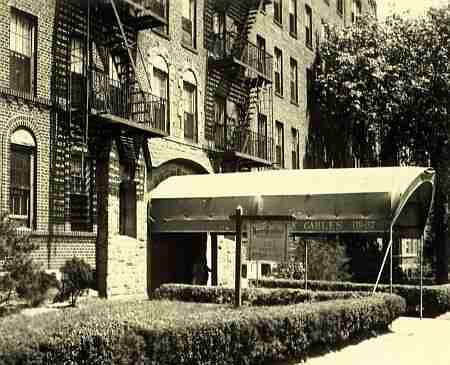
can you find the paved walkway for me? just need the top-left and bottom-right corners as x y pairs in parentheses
(298, 316), (450, 365)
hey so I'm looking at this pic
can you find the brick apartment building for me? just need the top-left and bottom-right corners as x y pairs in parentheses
(0, 0), (376, 296)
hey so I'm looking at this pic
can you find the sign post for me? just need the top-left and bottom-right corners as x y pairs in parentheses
(234, 206), (243, 308)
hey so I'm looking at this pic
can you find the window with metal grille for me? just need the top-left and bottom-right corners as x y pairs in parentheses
(70, 154), (91, 232)
(153, 67), (169, 132)
(291, 128), (299, 169)
(275, 121), (284, 168)
(10, 129), (36, 228)
(9, 8), (36, 94)
(153, 0), (169, 35)
(307, 68), (314, 113)
(290, 58), (298, 104)
(273, 0), (282, 24)
(182, 0), (196, 48)
(258, 113), (268, 160)
(183, 81), (197, 142)
(337, 0), (344, 16)
(70, 37), (85, 108)
(305, 5), (313, 48)
(352, 0), (362, 23)
(289, 0), (297, 36)
(274, 48), (283, 95)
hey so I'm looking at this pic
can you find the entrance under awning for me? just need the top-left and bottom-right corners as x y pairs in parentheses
(151, 167), (434, 237)
(150, 167), (435, 314)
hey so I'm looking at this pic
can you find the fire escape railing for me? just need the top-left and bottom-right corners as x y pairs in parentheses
(210, 31), (273, 82)
(213, 118), (274, 162)
(97, 0), (166, 17)
(90, 68), (168, 133)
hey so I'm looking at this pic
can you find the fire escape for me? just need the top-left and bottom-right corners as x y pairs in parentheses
(50, 0), (168, 231)
(205, 0), (274, 172)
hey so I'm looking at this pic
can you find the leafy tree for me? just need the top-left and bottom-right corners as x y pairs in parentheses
(311, 6), (450, 283)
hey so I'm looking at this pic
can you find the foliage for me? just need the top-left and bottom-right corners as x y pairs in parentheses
(57, 257), (94, 307)
(154, 283), (369, 305)
(16, 269), (59, 308)
(250, 278), (450, 317)
(272, 262), (305, 280)
(292, 237), (352, 281)
(0, 295), (404, 364)
(311, 5), (450, 282)
(0, 214), (37, 305)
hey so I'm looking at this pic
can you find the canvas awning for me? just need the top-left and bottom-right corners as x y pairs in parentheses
(150, 167), (435, 237)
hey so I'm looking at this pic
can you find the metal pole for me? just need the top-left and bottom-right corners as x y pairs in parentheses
(305, 239), (308, 291)
(373, 226), (393, 295)
(234, 206), (243, 308)
(420, 235), (423, 319)
(256, 260), (259, 288)
(390, 232), (393, 295)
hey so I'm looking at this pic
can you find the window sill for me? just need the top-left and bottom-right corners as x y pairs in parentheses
(0, 86), (51, 107)
(181, 42), (198, 54)
(275, 91), (284, 99)
(290, 100), (299, 106)
(273, 19), (283, 29)
(305, 44), (314, 52)
(289, 32), (298, 39)
(153, 29), (170, 41)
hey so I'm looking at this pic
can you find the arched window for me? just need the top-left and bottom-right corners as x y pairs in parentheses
(183, 70), (197, 142)
(10, 128), (36, 228)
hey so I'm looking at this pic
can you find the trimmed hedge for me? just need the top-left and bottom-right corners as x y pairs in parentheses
(0, 295), (405, 365)
(154, 283), (370, 305)
(250, 278), (450, 317)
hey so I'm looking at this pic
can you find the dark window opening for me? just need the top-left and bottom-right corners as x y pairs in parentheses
(119, 160), (137, 238)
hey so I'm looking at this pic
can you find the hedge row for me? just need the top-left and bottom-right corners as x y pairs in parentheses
(0, 295), (405, 365)
(154, 283), (370, 305)
(250, 278), (450, 317)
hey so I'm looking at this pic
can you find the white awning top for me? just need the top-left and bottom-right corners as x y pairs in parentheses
(152, 167), (432, 200)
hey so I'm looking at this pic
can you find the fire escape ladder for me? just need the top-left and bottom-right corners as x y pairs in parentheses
(109, 0), (147, 102)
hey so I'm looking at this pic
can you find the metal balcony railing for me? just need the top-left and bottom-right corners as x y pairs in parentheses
(90, 69), (168, 134)
(210, 31), (273, 82)
(213, 120), (274, 162)
(98, 0), (167, 18)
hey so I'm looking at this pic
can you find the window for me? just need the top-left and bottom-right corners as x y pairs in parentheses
(153, 0), (169, 35)
(10, 8), (36, 94)
(337, 0), (344, 17)
(305, 5), (313, 48)
(261, 263), (272, 277)
(289, 0), (297, 36)
(256, 35), (267, 75)
(214, 96), (225, 125)
(119, 160), (137, 238)
(352, 0), (362, 23)
(153, 67), (169, 131)
(273, 0), (282, 24)
(10, 129), (36, 228)
(290, 58), (298, 104)
(70, 154), (91, 231)
(275, 121), (284, 168)
(291, 128), (299, 169)
(307, 68), (314, 113)
(274, 48), (283, 95)
(258, 113), (268, 160)
(70, 37), (85, 107)
(183, 81), (197, 142)
(182, 0), (196, 48)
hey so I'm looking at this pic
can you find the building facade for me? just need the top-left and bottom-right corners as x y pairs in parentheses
(0, 0), (376, 295)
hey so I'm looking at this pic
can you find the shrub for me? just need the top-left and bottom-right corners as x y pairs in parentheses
(250, 278), (450, 317)
(0, 295), (405, 364)
(154, 283), (370, 305)
(56, 257), (94, 307)
(16, 268), (60, 307)
(0, 214), (37, 305)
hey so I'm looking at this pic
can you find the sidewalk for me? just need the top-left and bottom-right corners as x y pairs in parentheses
(298, 316), (450, 365)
